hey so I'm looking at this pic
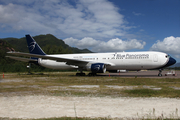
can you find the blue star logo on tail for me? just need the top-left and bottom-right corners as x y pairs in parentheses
(29, 41), (36, 52)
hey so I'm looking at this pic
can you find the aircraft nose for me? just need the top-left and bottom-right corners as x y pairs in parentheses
(169, 57), (176, 66)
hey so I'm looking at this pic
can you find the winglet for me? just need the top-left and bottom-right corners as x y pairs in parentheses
(26, 34), (46, 55)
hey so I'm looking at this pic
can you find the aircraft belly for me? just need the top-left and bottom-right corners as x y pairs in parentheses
(39, 59), (77, 70)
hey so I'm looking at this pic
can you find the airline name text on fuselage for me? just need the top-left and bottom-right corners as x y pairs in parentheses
(114, 54), (149, 59)
(73, 53), (150, 60)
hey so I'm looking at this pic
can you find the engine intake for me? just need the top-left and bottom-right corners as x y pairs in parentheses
(91, 63), (106, 73)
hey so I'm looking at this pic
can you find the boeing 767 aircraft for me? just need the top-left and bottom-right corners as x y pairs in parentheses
(7, 35), (176, 76)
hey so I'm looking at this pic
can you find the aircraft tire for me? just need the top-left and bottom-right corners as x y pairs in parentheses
(76, 73), (86, 76)
(158, 73), (162, 77)
(88, 73), (97, 76)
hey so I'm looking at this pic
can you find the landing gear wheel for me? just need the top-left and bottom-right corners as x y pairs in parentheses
(76, 73), (86, 76)
(158, 69), (162, 77)
(88, 73), (97, 76)
(158, 73), (162, 77)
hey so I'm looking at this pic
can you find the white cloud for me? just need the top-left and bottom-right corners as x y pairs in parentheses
(150, 36), (180, 55)
(64, 37), (99, 49)
(0, 0), (147, 53)
(64, 37), (146, 52)
(0, 0), (132, 39)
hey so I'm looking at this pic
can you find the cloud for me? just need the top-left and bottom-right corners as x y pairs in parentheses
(0, 0), (146, 53)
(150, 36), (180, 55)
(64, 37), (99, 49)
(64, 37), (146, 52)
(0, 2), (56, 33)
(0, 0), (132, 39)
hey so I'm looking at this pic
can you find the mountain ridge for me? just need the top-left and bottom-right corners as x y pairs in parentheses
(2, 34), (92, 54)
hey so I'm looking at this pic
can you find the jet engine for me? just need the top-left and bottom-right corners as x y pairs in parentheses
(90, 63), (106, 73)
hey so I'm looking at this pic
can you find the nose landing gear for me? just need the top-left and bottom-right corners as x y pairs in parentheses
(158, 69), (162, 77)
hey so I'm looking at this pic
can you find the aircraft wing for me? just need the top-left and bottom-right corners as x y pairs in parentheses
(6, 56), (37, 62)
(7, 52), (114, 66)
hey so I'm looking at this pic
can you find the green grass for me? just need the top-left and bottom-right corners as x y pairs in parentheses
(124, 88), (180, 97)
(0, 72), (180, 98)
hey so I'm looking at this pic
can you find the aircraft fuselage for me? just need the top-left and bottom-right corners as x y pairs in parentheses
(38, 51), (175, 71)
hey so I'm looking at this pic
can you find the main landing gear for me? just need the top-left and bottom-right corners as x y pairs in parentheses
(158, 69), (162, 77)
(76, 69), (97, 76)
(76, 67), (98, 76)
(76, 68), (86, 76)
(88, 73), (97, 76)
(76, 72), (86, 76)
(76, 72), (97, 76)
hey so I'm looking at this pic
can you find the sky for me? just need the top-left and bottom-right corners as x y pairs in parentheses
(0, 0), (180, 61)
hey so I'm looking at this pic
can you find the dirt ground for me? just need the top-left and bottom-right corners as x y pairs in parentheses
(0, 95), (180, 119)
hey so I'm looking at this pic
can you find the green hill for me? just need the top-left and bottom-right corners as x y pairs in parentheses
(0, 34), (92, 72)
(3, 34), (92, 54)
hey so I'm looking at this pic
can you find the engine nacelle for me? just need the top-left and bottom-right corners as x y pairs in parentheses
(90, 63), (106, 73)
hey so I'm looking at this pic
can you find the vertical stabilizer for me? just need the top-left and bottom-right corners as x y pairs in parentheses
(26, 34), (46, 55)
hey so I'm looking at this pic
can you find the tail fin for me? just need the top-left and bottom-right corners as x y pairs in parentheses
(26, 34), (46, 55)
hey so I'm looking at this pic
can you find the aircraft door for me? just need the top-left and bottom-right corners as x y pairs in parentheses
(153, 54), (158, 62)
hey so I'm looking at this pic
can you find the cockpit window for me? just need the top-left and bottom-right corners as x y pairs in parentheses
(165, 55), (170, 58)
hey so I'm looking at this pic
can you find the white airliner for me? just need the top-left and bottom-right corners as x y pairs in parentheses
(7, 35), (176, 76)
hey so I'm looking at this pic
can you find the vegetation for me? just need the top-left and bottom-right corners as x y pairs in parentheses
(0, 72), (180, 98)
